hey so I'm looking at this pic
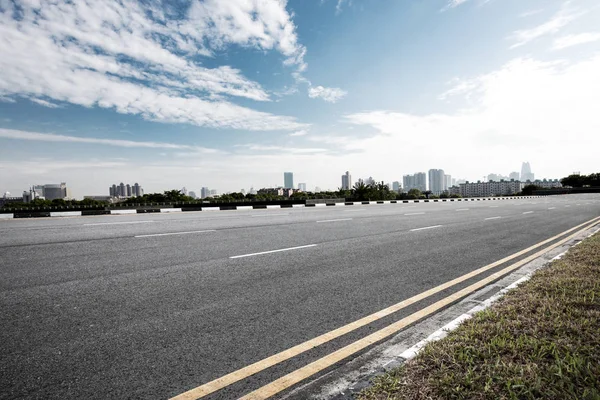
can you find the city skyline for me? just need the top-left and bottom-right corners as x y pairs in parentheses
(1, 1), (599, 196)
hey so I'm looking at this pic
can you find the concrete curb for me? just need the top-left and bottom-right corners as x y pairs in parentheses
(0, 196), (542, 219)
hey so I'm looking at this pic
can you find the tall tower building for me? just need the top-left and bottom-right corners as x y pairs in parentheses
(521, 162), (534, 182)
(428, 169), (445, 193)
(201, 187), (210, 199)
(341, 171), (352, 190)
(119, 182), (126, 197)
(298, 183), (307, 192)
(126, 184), (132, 197)
(284, 172), (294, 189)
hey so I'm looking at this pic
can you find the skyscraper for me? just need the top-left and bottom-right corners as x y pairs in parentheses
(509, 172), (520, 181)
(403, 173), (427, 192)
(392, 181), (401, 192)
(444, 174), (452, 190)
(428, 169), (445, 194)
(298, 183), (307, 191)
(126, 184), (132, 197)
(341, 171), (352, 190)
(200, 187), (210, 199)
(133, 183), (141, 197)
(284, 172), (294, 189)
(119, 182), (126, 197)
(521, 162), (534, 182)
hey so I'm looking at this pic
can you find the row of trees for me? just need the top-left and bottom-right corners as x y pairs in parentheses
(2, 197), (109, 209)
(560, 173), (600, 188)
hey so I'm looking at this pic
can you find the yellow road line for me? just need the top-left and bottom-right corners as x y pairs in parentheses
(170, 216), (600, 400)
(241, 217), (600, 399)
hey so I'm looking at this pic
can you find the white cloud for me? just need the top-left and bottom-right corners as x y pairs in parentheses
(308, 86), (348, 103)
(343, 55), (600, 180)
(553, 32), (600, 50)
(29, 99), (62, 108)
(510, 4), (584, 49)
(519, 9), (544, 18)
(289, 130), (309, 137)
(0, 0), (309, 131)
(0, 128), (219, 153)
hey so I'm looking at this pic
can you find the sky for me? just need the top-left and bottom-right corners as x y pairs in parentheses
(0, 0), (599, 198)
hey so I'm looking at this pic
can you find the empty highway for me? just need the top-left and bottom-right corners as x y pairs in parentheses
(1, 194), (599, 399)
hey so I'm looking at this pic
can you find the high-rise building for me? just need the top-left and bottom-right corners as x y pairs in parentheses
(364, 176), (375, 186)
(403, 173), (427, 192)
(341, 171), (352, 190)
(119, 182), (126, 197)
(126, 184), (132, 197)
(521, 162), (535, 182)
(200, 187), (210, 199)
(298, 183), (307, 192)
(133, 183), (141, 197)
(188, 191), (197, 199)
(392, 181), (401, 192)
(210, 189), (217, 196)
(428, 169), (445, 194)
(181, 187), (188, 196)
(284, 172), (294, 189)
(444, 175), (452, 190)
(509, 172), (520, 181)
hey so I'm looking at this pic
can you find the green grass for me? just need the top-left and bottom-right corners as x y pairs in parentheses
(360, 232), (600, 400)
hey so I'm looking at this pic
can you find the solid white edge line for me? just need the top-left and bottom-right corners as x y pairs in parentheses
(316, 218), (353, 223)
(230, 244), (317, 259)
(410, 225), (443, 232)
(135, 230), (216, 238)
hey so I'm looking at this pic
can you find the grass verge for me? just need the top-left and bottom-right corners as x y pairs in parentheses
(360, 232), (600, 400)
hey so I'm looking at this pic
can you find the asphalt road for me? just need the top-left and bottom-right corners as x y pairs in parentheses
(1, 194), (599, 399)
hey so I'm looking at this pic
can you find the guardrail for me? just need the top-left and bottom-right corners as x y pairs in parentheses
(0, 196), (542, 219)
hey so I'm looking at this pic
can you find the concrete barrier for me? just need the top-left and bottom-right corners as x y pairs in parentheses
(0, 213), (14, 219)
(236, 206), (253, 210)
(292, 204), (305, 208)
(110, 209), (137, 215)
(266, 205), (281, 209)
(50, 211), (82, 217)
(201, 207), (220, 211)
(160, 208), (182, 213)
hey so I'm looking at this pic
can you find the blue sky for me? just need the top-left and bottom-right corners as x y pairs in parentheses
(1, 0), (599, 197)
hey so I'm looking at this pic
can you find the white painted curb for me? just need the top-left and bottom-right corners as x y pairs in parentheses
(202, 207), (220, 211)
(160, 208), (182, 213)
(50, 211), (82, 217)
(110, 209), (137, 215)
(292, 204), (305, 208)
(314, 203), (327, 207)
(266, 205), (281, 209)
(0, 213), (14, 219)
(236, 206), (253, 210)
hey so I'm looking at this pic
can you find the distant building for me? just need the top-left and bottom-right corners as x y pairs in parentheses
(188, 191), (197, 199)
(521, 162), (535, 182)
(315, 186), (322, 193)
(210, 189), (217, 196)
(341, 171), (352, 190)
(403, 172), (427, 192)
(364, 176), (375, 186)
(200, 187), (210, 199)
(428, 169), (445, 194)
(181, 187), (188, 196)
(509, 172), (520, 181)
(458, 181), (523, 197)
(298, 183), (307, 192)
(392, 181), (401, 192)
(532, 179), (562, 189)
(284, 172), (294, 189)
(110, 182), (142, 198)
(257, 188), (285, 196)
(444, 175), (452, 190)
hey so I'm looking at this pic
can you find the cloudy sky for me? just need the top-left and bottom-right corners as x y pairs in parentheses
(1, 0), (599, 197)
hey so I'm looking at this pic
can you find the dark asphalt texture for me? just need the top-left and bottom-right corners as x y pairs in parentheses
(1, 194), (599, 399)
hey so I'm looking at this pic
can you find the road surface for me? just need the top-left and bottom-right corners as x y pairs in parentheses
(1, 194), (598, 399)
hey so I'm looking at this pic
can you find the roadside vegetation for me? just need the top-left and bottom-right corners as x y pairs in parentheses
(360, 232), (600, 400)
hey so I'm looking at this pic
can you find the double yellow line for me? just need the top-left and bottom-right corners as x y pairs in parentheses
(172, 216), (600, 400)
